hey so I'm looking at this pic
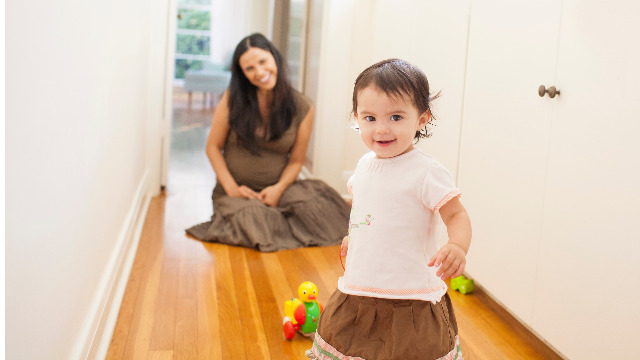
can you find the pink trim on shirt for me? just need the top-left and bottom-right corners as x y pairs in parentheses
(344, 282), (447, 296)
(434, 190), (461, 213)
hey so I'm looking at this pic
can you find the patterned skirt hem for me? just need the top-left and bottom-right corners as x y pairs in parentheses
(308, 333), (463, 360)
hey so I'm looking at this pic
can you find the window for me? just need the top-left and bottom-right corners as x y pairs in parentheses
(175, 0), (212, 79)
(287, 0), (307, 91)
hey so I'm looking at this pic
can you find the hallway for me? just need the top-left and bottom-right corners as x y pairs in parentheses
(105, 88), (563, 360)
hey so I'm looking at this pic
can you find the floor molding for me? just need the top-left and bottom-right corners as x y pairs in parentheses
(466, 274), (567, 360)
(299, 165), (313, 180)
(71, 171), (152, 360)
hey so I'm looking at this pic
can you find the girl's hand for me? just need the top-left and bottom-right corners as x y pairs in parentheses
(428, 244), (466, 280)
(259, 184), (285, 207)
(229, 185), (261, 200)
(340, 236), (349, 257)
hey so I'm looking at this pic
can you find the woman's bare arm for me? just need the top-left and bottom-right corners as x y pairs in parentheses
(206, 91), (259, 199)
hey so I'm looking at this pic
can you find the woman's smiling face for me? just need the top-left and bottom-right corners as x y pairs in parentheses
(238, 47), (278, 92)
(355, 86), (430, 159)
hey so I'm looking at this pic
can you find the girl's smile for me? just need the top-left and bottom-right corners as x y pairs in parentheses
(376, 140), (394, 147)
(355, 86), (430, 159)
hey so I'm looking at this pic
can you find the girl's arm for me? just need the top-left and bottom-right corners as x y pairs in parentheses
(206, 91), (260, 199)
(428, 197), (472, 280)
(259, 105), (314, 206)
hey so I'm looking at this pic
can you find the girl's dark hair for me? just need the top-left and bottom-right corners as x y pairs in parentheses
(228, 33), (297, 154)
(352, 58), (439, 140)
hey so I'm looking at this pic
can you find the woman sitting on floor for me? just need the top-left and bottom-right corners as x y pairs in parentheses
(186, 33), (350, 252)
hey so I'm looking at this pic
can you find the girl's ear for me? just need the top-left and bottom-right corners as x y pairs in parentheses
(352, 113), (361, 132)
(418, 111), (431, 128)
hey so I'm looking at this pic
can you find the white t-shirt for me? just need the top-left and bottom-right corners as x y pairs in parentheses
(338, 149), (461, 303)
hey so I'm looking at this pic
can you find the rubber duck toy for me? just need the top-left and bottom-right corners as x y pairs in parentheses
(283, 281), (323, 340)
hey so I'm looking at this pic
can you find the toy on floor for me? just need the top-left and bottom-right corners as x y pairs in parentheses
(283, 281), (324, 340)
(451, 275), (475, 295)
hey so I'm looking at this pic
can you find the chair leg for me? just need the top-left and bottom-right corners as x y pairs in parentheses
(188, 91), (192, 111)
(202, 92), (207, 109)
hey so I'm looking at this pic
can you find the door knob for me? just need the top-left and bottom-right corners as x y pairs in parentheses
(538, 85), (560, 98)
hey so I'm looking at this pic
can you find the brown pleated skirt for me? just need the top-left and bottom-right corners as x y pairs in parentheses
(309, 290), (463, 360)
(186, 179), (351, 252)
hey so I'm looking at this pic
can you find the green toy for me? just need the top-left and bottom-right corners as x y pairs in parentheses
(451, 275), (475, 295)
(283, 282), (324, 339)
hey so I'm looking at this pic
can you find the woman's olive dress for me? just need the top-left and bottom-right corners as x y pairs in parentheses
(186, 92), (350, 252)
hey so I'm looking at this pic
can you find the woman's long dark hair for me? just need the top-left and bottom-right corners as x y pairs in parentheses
(228, 33), (297, 154)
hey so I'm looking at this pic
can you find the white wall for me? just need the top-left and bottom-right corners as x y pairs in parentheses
(5, 0), (167, 358)
(210, 0), (271, 65)
(312, 0), (358, 192)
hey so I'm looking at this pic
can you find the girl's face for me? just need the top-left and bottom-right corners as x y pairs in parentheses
(238, 47), (278, 92)
(355, 86), (430, 159)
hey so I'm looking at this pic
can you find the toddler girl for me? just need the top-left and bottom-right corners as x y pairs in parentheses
(308, 59), (471, 360)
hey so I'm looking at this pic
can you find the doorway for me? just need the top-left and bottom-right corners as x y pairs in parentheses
(162, 0), (323, 195)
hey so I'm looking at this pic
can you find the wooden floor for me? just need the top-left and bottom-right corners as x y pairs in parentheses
(106, 89), (563, 360)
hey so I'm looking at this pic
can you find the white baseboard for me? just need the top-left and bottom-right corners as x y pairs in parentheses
(299, 165), (314, 180)
(462, 272), (568, 360)
(70, 170), (152, 360)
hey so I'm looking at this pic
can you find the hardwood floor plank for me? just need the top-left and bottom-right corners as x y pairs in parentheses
(258, 252), (291, 320)
(125, 248), (164, 359)
(174, 255), (199, 359)
(213, 245), (246, 358)
(148, 350), (173, 360)
(246, 250), (298, 360)
(456, 312), (507, 360)
(148, 255), (178, 351)
(471, 289), (562, 359)
(298, 246), (341, 305)
(228, 246), (271, 360)
(196, 245), (222, 360)
(107, 198), (165, 360)
(454, 298), (524, 359)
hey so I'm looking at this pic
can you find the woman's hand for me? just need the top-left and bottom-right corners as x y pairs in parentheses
(229, 185), (261, 200)
(259, 184), (286, 207)
(428, 243), (466, 280)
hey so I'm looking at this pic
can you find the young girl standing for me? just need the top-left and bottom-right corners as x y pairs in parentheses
(308, 59), (471, 360)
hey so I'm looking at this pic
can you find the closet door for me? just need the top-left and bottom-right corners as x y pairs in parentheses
(533, 1), (640, 358)
(458, 0), (562, 325)
(367, 0), (471, 176)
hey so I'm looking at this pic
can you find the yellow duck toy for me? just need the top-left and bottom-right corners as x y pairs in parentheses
(283, 281), (323, 339)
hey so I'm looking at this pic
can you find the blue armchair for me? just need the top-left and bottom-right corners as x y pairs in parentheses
(183, 60), (231, 109)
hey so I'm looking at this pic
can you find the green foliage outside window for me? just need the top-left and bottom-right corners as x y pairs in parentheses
(177, 9), (210, 30)
(175, 59), (204, 79)
(176, 34), (210, 55)
(175, 8), (210, 79)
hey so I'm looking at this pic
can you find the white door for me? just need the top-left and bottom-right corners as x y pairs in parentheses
(533, 1), (640, 358)
(302, 0), (324, 174)
(458, 0), (562, 325)
(367, 0), (471, 178)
